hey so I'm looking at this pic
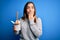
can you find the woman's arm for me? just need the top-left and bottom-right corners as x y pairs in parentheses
(29, 18), (42, 37)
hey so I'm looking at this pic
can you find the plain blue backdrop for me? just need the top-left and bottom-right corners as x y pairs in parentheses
(0, 0), (60, 40)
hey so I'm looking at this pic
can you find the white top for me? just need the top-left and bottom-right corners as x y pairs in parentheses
(14, 17), (42, 40)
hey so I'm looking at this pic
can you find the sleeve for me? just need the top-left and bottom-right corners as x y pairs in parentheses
(14, 20), (21, 35)
(29, 18), (42, 37)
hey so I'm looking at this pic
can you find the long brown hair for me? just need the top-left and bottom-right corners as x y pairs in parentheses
(22, 2), (37, 23)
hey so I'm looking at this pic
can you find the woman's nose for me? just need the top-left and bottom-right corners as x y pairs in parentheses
(29, 8), (32, 12)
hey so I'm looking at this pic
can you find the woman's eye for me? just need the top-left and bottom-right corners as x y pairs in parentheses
(32, 6), (34, 9)
(27, 6), (30, 9)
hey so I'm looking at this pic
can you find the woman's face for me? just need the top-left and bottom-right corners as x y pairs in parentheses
(26, 3), (34, 16)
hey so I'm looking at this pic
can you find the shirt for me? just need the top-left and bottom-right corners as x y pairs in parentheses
(14, 17), (42, 40)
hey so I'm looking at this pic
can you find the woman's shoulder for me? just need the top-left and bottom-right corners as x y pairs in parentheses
(37, 17), (42, 22)
(19, 17), (27, 23)
(19, 18), (24, 22)
(37, 17), (42, 21)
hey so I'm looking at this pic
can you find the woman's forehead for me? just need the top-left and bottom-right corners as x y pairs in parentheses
(27, 3), (34, 7)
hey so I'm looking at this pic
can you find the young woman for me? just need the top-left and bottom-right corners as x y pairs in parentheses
(14, 2), (42, 40)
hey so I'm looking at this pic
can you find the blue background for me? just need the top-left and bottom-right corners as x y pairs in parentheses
(0, 0), (60, 40)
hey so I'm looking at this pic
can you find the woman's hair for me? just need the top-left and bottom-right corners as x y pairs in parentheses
(22, 1), (37, 23)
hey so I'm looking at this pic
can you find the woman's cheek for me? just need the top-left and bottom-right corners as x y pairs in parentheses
(27, 9), (29, 12)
